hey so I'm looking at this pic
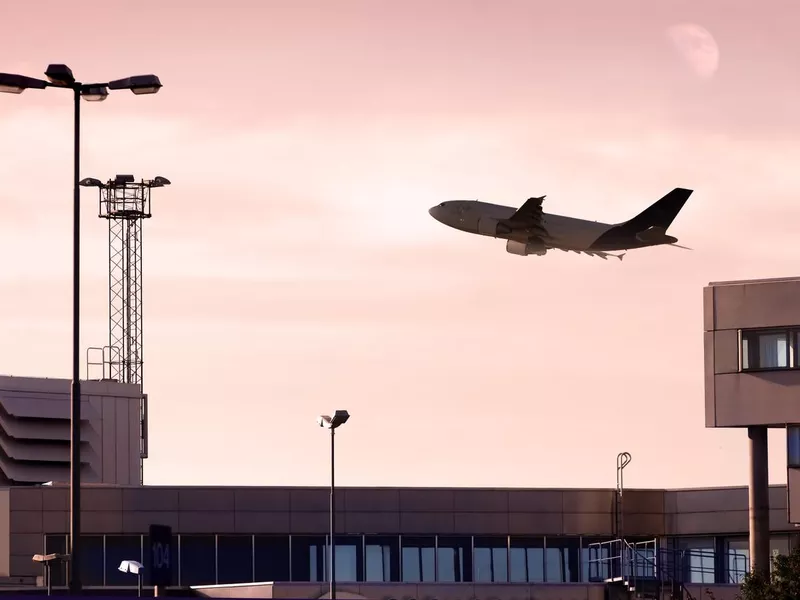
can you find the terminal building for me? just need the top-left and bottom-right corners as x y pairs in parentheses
(0, 275), (797, 600)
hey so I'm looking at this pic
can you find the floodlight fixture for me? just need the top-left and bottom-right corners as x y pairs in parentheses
(317, 410), (350, 430)
(45, 64), (75, 86)
(32, 553), (70, 596)
(80, 85), (109, 102)
(118, 559), (145, 596)
(108, 74), (163, 95)
(0, 73), (48, 94)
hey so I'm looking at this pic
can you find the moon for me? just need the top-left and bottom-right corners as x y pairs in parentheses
(666, 23), (720, 79)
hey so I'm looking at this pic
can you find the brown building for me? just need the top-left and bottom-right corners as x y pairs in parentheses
(704, 276), (800, 575)
(0, 482), (797, 600)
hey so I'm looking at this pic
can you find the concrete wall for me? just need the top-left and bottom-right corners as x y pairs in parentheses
(704, 277), (800, 427)
(0, 376), (142, 486)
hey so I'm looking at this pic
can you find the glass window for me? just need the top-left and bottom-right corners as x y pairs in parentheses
(291, 536), (327, 582)
(678, 537), (716, 584)
(143, 533), (178, 587)
(365, 535), (399, 582)
(546, 537), (580, 583)
(78, 535), (105, 587)
(105, 535), (143, 586)
(218, 535), (253, 584)
(254, 536), (290, 582)
(473, 537), (508, 582)
(179, 535), (216, 586)
(510, 537), (544, 583)
(44, 534), (67, 588)
(742, 330), (790, 370)
(581, 538), (614, 582)
(333, 535), (362, 582)
(788, 427), (800, 468)
(437, 536), (470, 582)
(401, 536), (435, 582)
(725, 537), (748, 584)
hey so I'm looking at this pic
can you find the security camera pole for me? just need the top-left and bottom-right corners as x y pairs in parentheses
(0, 64), (163, 594)
(317, 410), (350, 600)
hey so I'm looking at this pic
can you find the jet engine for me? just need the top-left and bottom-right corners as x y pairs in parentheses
(506, 239), (547, 256)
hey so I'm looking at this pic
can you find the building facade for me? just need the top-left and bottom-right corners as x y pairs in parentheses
(0, 483), (797, 598)
(0, 376), (142, 486)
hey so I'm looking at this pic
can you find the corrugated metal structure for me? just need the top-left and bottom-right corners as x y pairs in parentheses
(0, 376), (142, 486)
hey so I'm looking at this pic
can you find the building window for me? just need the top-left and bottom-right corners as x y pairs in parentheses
(473, 537), (508, 583)
(741, 329), (792, 370)
(254, 536), (290, 582)
(291, 536), (327, 582)
(365, 535), (399, 582)
(678, 537), (716, 584)
(546, 537), (580, 583)
(44, 534), (68, 588)
(788, 426), (800, 468)
(79, 535), (105, 587)
(105, 535), (143, 586)
(143, 532), (178, 587)
(217, 535), (254, 584)
(179, 535), (216, 586)
(724, 538), (749, 584)
(437, 536), (471, 582)
(581, 538), (614, 582)
(332, 535), (362, 582)
(510, 537), (545, 583)
(401, 536), (435, 582)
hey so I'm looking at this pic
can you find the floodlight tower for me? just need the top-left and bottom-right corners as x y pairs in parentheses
(81, 175), (170, 482)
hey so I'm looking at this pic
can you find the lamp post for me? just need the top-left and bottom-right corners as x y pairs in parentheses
(0, 65), (162, 594)
(317, 410), (350, 600)
(118, 559), (145, 597)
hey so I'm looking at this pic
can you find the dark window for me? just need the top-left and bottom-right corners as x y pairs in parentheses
(76, 535), (105, 587)
(581, 538), (614, 582)
(742, 330), (791, 370)
(401, 536), (435, 582)
(105, 535), (143, 586)
(546, 537), (580, 583)
(44, 535), (67, 588)
(254, 536), (290, 582)
(218, 535), (253, 584)
(473, 537), (508, 582)
(143, 533), (178, 587)
(179, 535), (216, 586)
(789, 426), (800, 468)
(437, 536), (471, 582)
(364, 536), (399, 582)
(333, 535), (362, 582)
(510, 537), (544, 583)
(724, 538), (748, 584)
(291, 536), (327, 582)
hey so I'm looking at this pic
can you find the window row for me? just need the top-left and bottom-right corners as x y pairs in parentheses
(43, 533), (796, 588)
(44, 534), (620, 587)
(740, 328), (800, 371)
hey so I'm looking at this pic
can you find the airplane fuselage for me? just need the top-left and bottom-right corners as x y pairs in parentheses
(430, 200), (676, 253)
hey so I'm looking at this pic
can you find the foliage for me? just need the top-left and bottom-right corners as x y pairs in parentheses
(705, 544), (800, 600)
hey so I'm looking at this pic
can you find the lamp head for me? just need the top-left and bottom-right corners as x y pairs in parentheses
(44, 64), (75, 86)
(317, 410), (350, 429)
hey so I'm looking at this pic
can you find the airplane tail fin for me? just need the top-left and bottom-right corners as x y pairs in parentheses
(621, 188), (693, 232)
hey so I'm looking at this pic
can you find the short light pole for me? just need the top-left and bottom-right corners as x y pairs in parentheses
(32, 553), (70, 596)
(0, 64), (162, 594)
(317, 410), (350, 600)
(118, 559), (145, 597)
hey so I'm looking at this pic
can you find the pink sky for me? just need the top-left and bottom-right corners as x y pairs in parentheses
(1, 0), (799, 489)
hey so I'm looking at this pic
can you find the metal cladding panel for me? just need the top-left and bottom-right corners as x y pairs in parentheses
(0, 376), (142, 486)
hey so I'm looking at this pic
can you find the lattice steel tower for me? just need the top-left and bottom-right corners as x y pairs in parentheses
(82, 174), (171, 386)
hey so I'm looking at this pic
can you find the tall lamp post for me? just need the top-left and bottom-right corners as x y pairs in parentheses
(0, 64), (162, 594)
(317, 410), (350, 600)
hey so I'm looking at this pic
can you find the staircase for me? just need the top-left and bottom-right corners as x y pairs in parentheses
(587, 539), (697, 600)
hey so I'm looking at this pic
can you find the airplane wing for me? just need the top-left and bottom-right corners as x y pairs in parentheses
(500, 196), (548, 236)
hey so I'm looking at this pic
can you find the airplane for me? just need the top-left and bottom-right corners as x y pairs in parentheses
(427, 187), (693, 260)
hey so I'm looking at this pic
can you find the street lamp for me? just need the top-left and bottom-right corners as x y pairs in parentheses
(317, 410), (350, 600)
(0, 64), (162, 594)
(118, 559), (145, 596)
(32, 553), (70, 596)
